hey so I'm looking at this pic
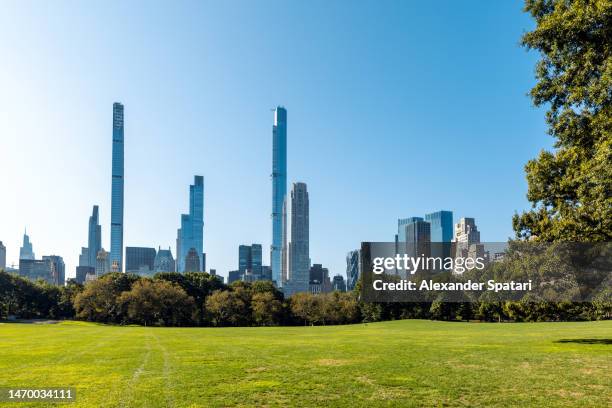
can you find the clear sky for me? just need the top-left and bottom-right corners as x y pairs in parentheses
(0, 1), (549, 280)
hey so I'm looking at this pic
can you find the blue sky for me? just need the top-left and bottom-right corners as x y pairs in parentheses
(0, 1), (549, 279)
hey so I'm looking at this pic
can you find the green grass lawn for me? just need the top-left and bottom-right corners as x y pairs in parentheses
(0, 320), (610, 407)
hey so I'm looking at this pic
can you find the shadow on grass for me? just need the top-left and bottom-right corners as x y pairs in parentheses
(555, 338), (611, 345)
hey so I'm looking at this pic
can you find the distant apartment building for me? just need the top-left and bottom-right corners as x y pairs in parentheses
(237, 244), (266, 279)
(332, 275), (347, 292)
(396, 217), (423, 245)
(85, 272), (98, 283)
(283, 182), (310, 296)
(0, 241), (6, 270)
(96, 249), (111, 276)
(228, 270), (242, 284)
(346, 249), (361, 291)
(405, 219), (431, 259)
(309, 264), (332, 294)
(154, 247), (175, 273)
(78, 247), (89, 267)
(19, 259), (53, 283)
(184, 248), (201, 272)
(42, 255), (65, 286)
(454, 217), (481, 245)
(76, 266), (95, 284)
(260, 265), (272, 281)
(454, 217), (485, 273)
(125, 247), (156, 275)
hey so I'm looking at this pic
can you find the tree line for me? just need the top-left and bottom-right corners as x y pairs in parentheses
(0, 270), (608, 326)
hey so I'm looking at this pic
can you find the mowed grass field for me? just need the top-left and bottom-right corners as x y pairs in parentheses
(0, 320), (610, 407)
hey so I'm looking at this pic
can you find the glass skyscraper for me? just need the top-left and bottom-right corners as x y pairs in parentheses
(125, 247), (157, 274)
(345, 249), (361, 291)
(271, 106), (287, 285)
(110, 102), (124, 272)
(425, 210), (453, 242)
(425, 210), (453, 260)
(88, 205), (102, 268)
(397, 217), (424, 243)
(177, 175), (204, 273)
(238, 244), (263, 275)
(19, 230), (35, 260)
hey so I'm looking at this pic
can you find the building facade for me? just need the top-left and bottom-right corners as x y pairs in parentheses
(96, 249), (111, 276)
(76, 266), (95, 284)
(309, 263), (332, 294)
(78, 247), (89, 267)
(270, 106), (287, 285)
(405, 219), (431, 260)
(19, 230), (35, 260)
(332, 275), (347, 292)
(425, 210), (453, 261)
(88, 205), (102, 268)
(125, 247), (157, 274)
(454, 217), (484, 272)
(184, 248), (201, 272)
(397, 217), (423, 244)
(346, 249), (361, 291)
(110, 102), (125, 272)
(0, 241), (5, 270)
(454, 217), (481, 245)
(177, 175), (204, 272)
(154, 247), (175, 273)
(42, 255), (65, 286)
(284, 182), (310, 296)
(19, 258), (53, 284)
(228, 270), (241, 284)
(425, 210), (453, 242)
(238, 244), (263, 275)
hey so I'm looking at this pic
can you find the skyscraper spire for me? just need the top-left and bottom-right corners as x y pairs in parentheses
(20, 229), (35, 260)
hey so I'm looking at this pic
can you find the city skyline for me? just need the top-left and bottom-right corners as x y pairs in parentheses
(0, 1), (547, 280)
(2, 100), (525, 282)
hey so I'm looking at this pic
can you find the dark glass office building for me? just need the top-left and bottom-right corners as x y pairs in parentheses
(125, 247), (157, 274)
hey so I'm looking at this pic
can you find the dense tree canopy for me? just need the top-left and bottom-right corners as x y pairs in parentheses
(513, 0), (611, 241)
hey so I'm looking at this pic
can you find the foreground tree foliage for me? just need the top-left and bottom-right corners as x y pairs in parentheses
(73, 273), (139, 323)
(513, 0), (612, 241)
(118, 279), (196, 326)
(1, 271), (609, 324)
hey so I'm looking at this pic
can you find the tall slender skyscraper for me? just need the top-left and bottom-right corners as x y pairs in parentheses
(110, 102), (124, 272)
(88, 205), (102, 268)
(284, 182), (310, 295)
(271, 106), (287, 285)
(177, 176), (204, 272)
